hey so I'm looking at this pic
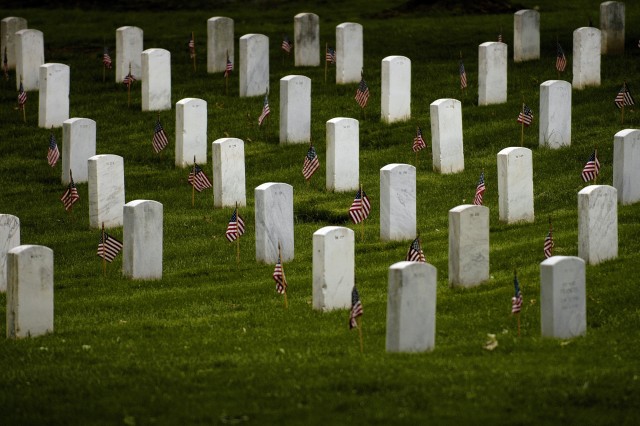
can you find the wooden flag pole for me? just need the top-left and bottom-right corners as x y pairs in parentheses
(102, 36), (106, 83)
(278, 242), (288, 309)
(515, 269), (521, 337)
(68, 169), (74, 220)
(101, 222), (106, 277)
(549, 215), (553, 257)
(360, 183), (365, 241)
(192, 32), (197, 73)
(127, 63), (132, 107)
(236, 202), (240, 264)
(356, 317), (364, 353)
(225, 50), (229, 96)
(593, 147), (598, 185)
(192, 156), (196, 207)
(324, 42), (328, 84)
(520, 101), (525, 147)
(621, 104), (625, 125)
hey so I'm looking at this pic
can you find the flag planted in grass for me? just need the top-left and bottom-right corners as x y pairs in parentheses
(556, 42), (566, 72)
(517, 104), (533, 127)
(273, 254), (287, 294)
(225, 207), (245, 242)
(97, 232), (123, 262)
(581, 150), (600, 182)
(349, 285), (363, 329)
(302, 144), (320, 180)
(47, 132), (60, 167)
(459, 60), (467, 89)
(224, 53), (232, 78)
(615, 82), (634, 109)
(511, 274), (523, 314)
(18, 81), (27, 109)
(61, 174), (80, 211)
(102, 47), (112, 69)
(188, 35), (195, 59)
(544, 229), (554, 259)
(355, 75), (370, 109)
(406, 237), (426, 263)
(349, 188), (371, 224)
(412, 127), (426, 152)
(123, 71), (136, 87)
(188, 163), (212, 192)
(473, 171), (485, 206)
(152, 118), (169, 153)
(281, 35), (292, 54)
(326, 46), (336, 64)
(258, 93), (270, 126)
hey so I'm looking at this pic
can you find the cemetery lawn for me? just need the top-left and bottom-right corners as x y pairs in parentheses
(1, 0), (640, 424)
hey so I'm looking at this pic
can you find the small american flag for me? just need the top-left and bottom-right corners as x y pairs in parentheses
(615, 82), (635, 109)
(225, 208), (246, 242)
(18, 81), (27, 109)
(224, 54), (232, 78)
(544, 229), (554, 259)
(459, 60), (467, 89)
(302, 145), (320, 181)
(61, 175), (80, 211)
(511, 274), (523, 314)
(258, 93), (270, 126)
(188, 35), (195, 59)
(326, 46), (336, 64)
(556, 42), (566, 72)
(355, 76), (369, 109)
(273, 255), (288, 294)
(581, 150), (600, 182)
(281, 35), (292, 54)
(97, 232), (123, 263)
(103, 47), (112, 69)
(412, 127), (426, 152)
(406, 237), (426, 263)
(188, 163), (212, 192)
(152, 118), (169, 153)
(349, 189), (371, 224)
(349, 285), (363, 329)
(473, 171), (486, 206)
(3, 47), (8, 79)
(123, 71), (136, 87)
(517, 104), (533, 127)
(498, 32), (503, 43)
(47, 132), (60, 167)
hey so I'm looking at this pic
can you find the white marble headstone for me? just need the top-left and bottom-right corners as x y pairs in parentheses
(540, 256), (586, 339)
(380, 164), (416, 241)
(578, 185), (618, 265)
(572, 27), (601, 90)
(207, 17), (234, 74)
(312, 226), (354, 311)
(38, 63), (70, 129)
(430, 98), (464, 174)
(449, 204), (489, 287)
(88, 155), (125, 229)
(539, 80), (572, 148)
(15, 29), (44, 91)
(294, 13), (320, 67)
(142, 48), (171, 111)
(62, 118), (96, 185)
(497, 147), (534, 223)
(176, 98), (207, 167)
(115, 26), (143, 83)
(280, 75), (311, 144)
(239, 34), (269, 97)
(212, 138), (246, 208)
(478, 41), (507, 105)
(335, 22), (363, 84)
(613, 129), (640, 205)
(600, 1), (625, 55)
(1, 17), (27, 70)
(381, 56), (411, 123)
(0, 214), (20, 293)
(123, 200), (163, 280)
(6, 245), (54, 339)
(255, 183), (294, 263)
(513, 10), (540, 62)
(326, 117), (359, 192)
(386, 261), (437, 353)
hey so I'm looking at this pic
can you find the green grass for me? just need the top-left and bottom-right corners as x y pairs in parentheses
(1, 1), (640, 424)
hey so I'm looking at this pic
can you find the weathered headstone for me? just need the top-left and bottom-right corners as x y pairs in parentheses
(255, 183), (294, 263)
(15, 29), (44, 91)
(62, 118), (96, 185)
(572, 27), (601, 90)
(312, 226), (354, 311)
(176, 98), (207, 167)
(513, 10), (540, 62)
(381, 56), (411, 123)
(141, 48), (171, 111)
(578, 185), (618, 265)
(600, 1), (625, 55)
(294, 13), (320, 67)
(6, 245), (54, 339)
(1, 17), (27, 70)
(448, 204), (489, 287)
(88, 155), (125, 229)
(239, 34), (269, 97)
(497, 147), (534, 223)
(326, 117), (359, 192)
(0, 214), (20, 293)
(38, 63), (70, 129)
(380, 164), (416, 241)
(540, 256), (586, 339)
(212, 138), (246, 208)
(613, 129), (640, 205)
(207, 17), (234, 74)
(539, 80), (572, 148)
(123, 200), (163, 280)
(280, 75), (311, 144)
(115, 26), (143, 83)
(386, 261), (437, 353)
(478, 42), (507, 105)
(335, 22), (363, 84)
(430, 99), (464, 174)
